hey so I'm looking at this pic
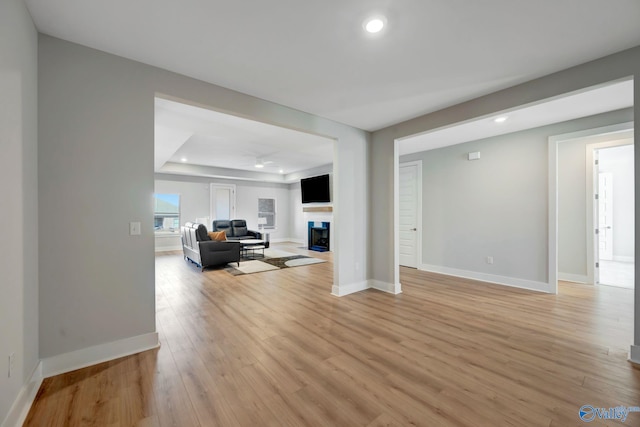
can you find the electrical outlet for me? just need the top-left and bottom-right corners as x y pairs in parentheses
(8, 353), (14, 378)
(486, 256), (494, 265)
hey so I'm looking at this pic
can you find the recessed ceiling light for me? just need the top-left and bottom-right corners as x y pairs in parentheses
(494, 116), (508, 123)
(364, 17), (385, 34)
(255, 163), (264, 169)
(279, 169), (284, 174)
(180, 157), (188, 162)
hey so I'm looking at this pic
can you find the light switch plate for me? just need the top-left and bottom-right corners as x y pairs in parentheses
(130, 221), (141, 236)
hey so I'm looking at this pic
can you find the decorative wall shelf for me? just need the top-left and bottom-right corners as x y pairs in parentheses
(303, 206), (333, 213)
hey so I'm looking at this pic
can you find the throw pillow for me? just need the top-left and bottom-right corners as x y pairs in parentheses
(208, 231), (227, 241)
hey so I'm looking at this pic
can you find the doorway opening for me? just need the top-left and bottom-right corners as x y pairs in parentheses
(153, 94), (338, 290)
(210, 183), (236, 221)
(552, 121), (634, 294)
(593, 144), (635, 288)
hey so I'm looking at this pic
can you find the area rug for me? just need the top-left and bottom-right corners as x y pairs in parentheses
(224, 250), (326, 276)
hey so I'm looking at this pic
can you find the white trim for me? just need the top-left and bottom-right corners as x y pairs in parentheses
(613, 256), (635, 263)
(331, 279), (402, 296)
(585, 137), (634, 285)
(558, 273), (589, 284)
(271, 237), (305, 244)
(548, 121), (634, 295)
(155, 244), (183, 252)
(548, 136), (559, 294)
(210, 183), (236, 221)
(629, 345), (640, 366)
(331, 280), (370, 297)
(392, 140), (402, 292)
(420, 264), (551, 293)
(1, 362), (43, 427)
(40, 332), (159, 378)
(369, 279), (402, 294)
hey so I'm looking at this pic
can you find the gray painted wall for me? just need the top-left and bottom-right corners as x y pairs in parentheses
(371, 45), (639, 343)
(38, 35), (368, 359)
(0, 0), (38, 422)
(401, 109), (633, 283)
(39, 36), (157, 358)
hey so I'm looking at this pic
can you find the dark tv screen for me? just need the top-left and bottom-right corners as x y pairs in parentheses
(301, 174), (330, 203)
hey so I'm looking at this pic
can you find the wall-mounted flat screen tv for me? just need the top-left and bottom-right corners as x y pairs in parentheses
(301, 174), (330, 203)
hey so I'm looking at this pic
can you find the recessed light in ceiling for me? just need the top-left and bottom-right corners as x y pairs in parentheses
(180, 157), (188, 162)
(279, 169), (284, 174)
(364, 17), (386, 34)
(255, 158), (265, 168)
(494, 116), (508, 123)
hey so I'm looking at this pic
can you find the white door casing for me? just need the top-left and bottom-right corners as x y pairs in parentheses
(210, 184), (236, 221)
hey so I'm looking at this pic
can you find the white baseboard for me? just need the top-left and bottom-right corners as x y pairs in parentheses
(155, 245), (182, 252)
(420, 264), (551, 293)
(613, 256), (634, 263)
(369, 280), (402, 294)
(629, 345), (640, 366)
(332, 280), (370, 297)
(331, 280), (402, 297)
(1, 361), (43, 427)
(271, 237), (305, 244)
(558, 272), (588, 284)
(41, 332), (159, 378)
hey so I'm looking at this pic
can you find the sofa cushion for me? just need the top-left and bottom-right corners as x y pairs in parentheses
(208, 231), (227, 241)
(195, 223), (210, 241)
(231, 219), (248, 237)
(212, 220), (232, 235)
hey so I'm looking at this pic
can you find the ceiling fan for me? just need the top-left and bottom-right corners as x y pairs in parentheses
(253, 157), (274, 169)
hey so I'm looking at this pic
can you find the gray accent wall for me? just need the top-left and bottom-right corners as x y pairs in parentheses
(38, 35), (368, 359)
(401, 108), (633, 283)
(0, 0), (38, 423)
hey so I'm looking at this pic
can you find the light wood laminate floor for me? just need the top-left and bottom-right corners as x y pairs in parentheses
(24, 243), (639, 426)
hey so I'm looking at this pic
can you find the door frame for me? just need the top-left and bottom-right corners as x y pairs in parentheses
(399, 160), (423, 269)
(548, 121), (633, 293)
(587, 141), (634, 285)
(210, 183), (236, 221)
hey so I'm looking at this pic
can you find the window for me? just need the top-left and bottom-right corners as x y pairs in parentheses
(258, 198), (276, 229)
(154, 193), (180, 233)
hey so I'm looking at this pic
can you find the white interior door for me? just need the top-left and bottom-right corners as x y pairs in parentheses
(399, 163), (419, 268)
(597, 172), (614, 261)
(210, 184), (236, 222)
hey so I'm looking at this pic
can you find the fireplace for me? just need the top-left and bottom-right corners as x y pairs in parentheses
(308, 221), (330, 252)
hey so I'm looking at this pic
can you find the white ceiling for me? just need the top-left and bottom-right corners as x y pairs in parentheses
(399, 79), (634, 155)
(155, 98), (334, 175)
(24, 0), (640, 132)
